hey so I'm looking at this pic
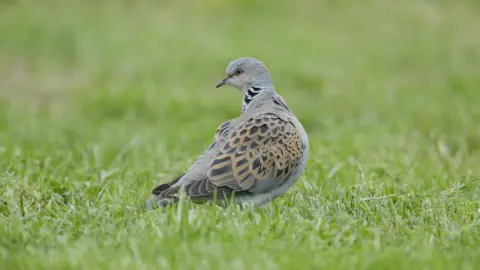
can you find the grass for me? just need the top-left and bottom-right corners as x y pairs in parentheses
(1, 0), (480, 269)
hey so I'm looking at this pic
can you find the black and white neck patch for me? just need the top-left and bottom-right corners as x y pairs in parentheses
(242, 86), (262, 108)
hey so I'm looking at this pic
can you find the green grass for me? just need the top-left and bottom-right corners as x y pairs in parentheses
(1, 0), (480, 269)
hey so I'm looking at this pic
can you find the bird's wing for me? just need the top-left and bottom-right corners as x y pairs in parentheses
(182, 112), (304, 200)
(151, 118), (236, 195)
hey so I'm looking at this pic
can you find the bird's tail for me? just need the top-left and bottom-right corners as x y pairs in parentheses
(145, 196), (178, 210)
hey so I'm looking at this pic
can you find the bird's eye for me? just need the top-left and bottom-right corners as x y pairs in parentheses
(234, 68), (244, 75)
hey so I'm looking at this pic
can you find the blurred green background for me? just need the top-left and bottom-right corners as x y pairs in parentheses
(1, 0), (479, 269)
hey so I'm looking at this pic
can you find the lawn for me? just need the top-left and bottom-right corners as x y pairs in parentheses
(1, 0), (480, 269)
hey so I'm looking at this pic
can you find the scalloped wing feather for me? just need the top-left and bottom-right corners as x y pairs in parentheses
(206, 112), (304, 193)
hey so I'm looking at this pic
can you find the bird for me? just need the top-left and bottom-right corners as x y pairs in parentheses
(146, 57), (309, 209)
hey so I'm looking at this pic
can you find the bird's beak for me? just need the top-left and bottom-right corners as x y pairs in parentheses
(216, 77), (228, 88)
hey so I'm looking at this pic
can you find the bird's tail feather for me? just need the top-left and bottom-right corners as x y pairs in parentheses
(145, 196), (178, 210)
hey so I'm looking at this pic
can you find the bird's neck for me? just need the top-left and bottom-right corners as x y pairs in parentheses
(241, 85), (274, 113)
(242, 85), (263, 107)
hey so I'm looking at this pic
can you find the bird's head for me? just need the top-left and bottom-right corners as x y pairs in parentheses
(216, 57), (273, 92)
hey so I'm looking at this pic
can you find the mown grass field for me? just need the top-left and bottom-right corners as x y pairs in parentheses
(1, 0), (480, 269)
